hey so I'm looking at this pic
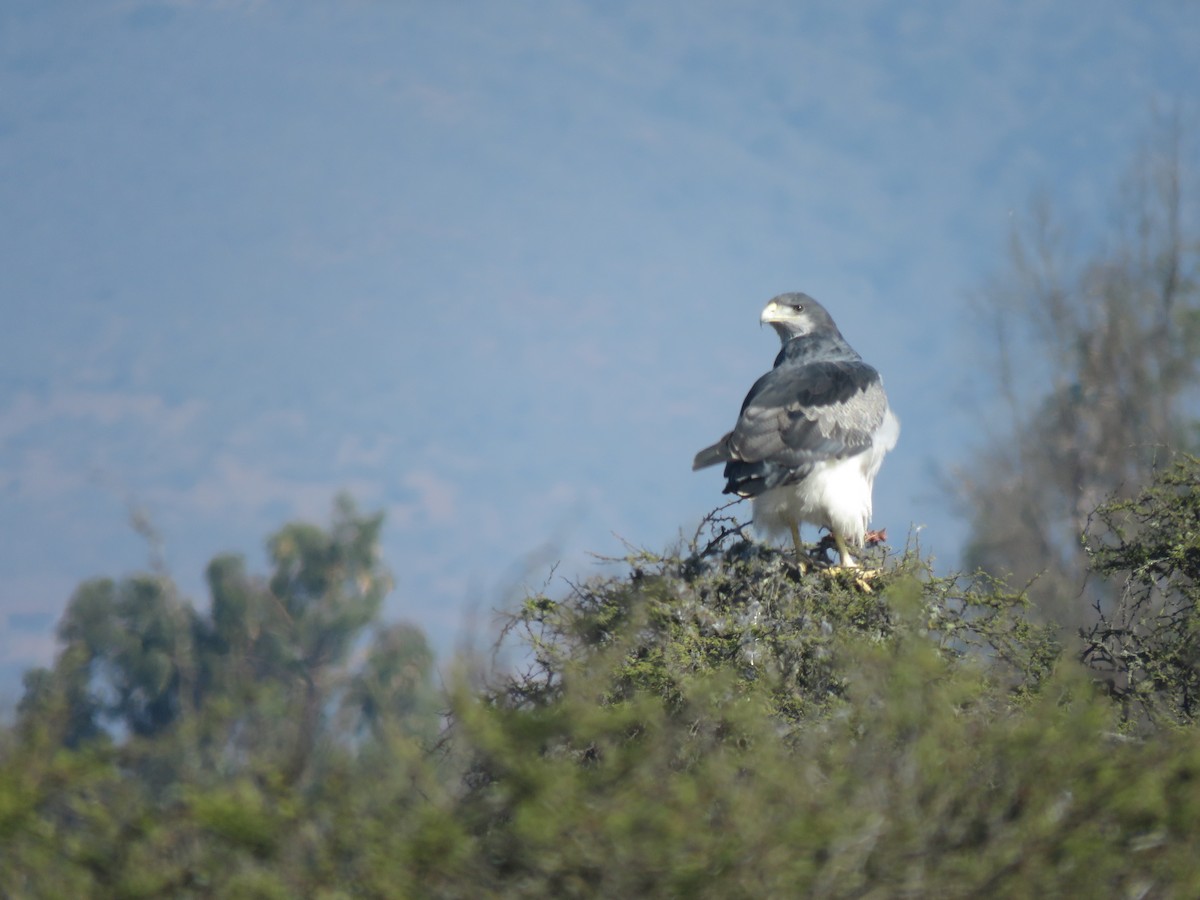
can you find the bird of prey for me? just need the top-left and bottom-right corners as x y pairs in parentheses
(693, 292), (899, 568)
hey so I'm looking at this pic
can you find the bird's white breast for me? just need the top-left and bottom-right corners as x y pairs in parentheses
(752, 406), (899, 547)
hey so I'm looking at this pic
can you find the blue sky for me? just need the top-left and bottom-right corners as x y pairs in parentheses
(2, 0), (1198, 701)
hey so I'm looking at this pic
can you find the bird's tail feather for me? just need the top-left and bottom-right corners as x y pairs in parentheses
(692, 437), (732, 470)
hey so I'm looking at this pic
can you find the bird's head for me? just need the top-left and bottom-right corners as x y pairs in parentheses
(760, 292), (839, 343)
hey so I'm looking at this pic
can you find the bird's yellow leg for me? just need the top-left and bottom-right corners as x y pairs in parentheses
(789, 522), (807, 573)
(834, 533), (857, 569)
(829, 532), (883, 592)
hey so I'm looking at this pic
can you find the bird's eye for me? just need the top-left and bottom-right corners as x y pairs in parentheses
(791, 304), (804, 312)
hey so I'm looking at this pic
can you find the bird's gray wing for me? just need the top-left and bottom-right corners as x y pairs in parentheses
(720, 359), (888, 497)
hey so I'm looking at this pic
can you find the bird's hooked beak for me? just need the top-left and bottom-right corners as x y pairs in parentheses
(761, 299), (798, 335)
(760, 300), (784, 326)
(760, 297), (809, 342)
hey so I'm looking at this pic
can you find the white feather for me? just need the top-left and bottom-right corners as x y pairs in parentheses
(751, 407), (899, 554)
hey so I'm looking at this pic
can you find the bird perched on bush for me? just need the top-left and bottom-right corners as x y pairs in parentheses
(693, 292), (899, 569)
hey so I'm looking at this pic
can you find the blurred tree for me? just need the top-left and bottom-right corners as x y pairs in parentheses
(2, 496), (442, 894)
(344, 622), (439, 742)
(953, 118), (1200, 625)
(17, 574), (197, 742)
(14, 496), (425, 776)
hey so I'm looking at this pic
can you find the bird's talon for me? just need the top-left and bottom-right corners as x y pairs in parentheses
(822, 565), (881, 592)
(854, 568), (882, 592)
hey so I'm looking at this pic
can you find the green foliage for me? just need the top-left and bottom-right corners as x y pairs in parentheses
(443, 626), (1200, 897)
(496, 516), (1058, 735)
(1082, 454), (1200, 726)
(7, 495), (1200, 895)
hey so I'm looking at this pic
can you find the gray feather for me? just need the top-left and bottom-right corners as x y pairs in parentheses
(695, 294), (895, 501)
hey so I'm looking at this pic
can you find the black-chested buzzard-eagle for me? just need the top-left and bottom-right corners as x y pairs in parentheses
(693, 292), (899, 567)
